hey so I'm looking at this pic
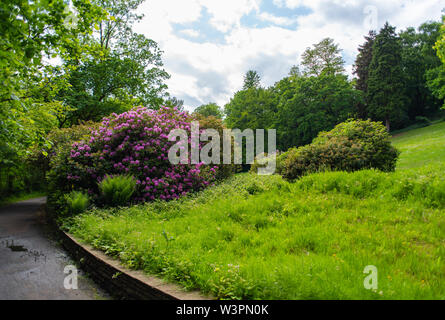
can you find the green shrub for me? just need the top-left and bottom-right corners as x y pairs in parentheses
(65, 191), (90, 215)
(282, 119), (400, 180)
(98, 175), (137, 207)
(193, 113), (239, 178)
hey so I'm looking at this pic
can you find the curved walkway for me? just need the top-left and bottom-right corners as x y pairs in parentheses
(0, 197), (109, 300)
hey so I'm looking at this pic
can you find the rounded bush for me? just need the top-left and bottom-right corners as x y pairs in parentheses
(61, 106), (226, 203)
(282, 119), (400, 180)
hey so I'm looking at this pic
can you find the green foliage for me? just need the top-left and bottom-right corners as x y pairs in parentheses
(225, 71), (361, 153)
(242, 70), (261, 90)
(98, 175), (137, 207)
(0, 0), (104, 164)
(367, 22), (409, 131)
(224, 87), (277, 167)
(193, 103), (223, 119)
(0, 0), (103, 199)
(353, 30), (376, 118)
(275, 74), (361, 150)
(193, 113), (239, 179)
(414, 116), (432, 127)
(224, 87), (276, 130)
(57, 0), (170, 126)
(281, 119), (400, 180)
(65, 191), (90, 215)
(399, 22), (443, 121)
(45, 122), (98, 213)
(426, 64), (445, 108)
(434, 16), (445, 63)
(301, 38), (345, 76)
(427, 16), (445, 110)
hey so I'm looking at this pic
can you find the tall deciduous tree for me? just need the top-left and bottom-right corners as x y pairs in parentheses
(0, 0), (104, 164)
(427, 15), (445, 110)
(301, 38), (345, 76)
(400, 22), (442, 120)
(58, 0), (169, 126)
(367, 22), (408, 131)
(275, 74), (360, 150)
(193, 103), (223, 119)
(224, 87), (275, 130)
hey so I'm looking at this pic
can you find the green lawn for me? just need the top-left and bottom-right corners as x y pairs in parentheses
(392, 121), (445, 170)
(64, 122), (445, 299)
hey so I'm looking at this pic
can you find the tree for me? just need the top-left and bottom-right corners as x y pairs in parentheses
(164, 96), (184, 110)
(367, 22), (408, 131)
(353, 30), (376, 118)
(224, 87), (276, 170)
(57, 0), (169, 126)
(400, 22), (442, 120)
(288, 65), (301, 77)
(193, 103), (223, 119)
(224, 87), (276, 131)
(275, 74), (361, 150)
(426, 15), (445, 110)
(0, 0), (105, 197)
(301, 38), (345, 76)
(243, 70), (261, 89)
(0, 0), (104, 164)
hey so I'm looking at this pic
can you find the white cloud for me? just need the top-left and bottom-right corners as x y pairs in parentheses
(134, 0), (444, 111)
(180, 29), (200, 38)
(258, 12), (295, 26)
(201, 0), (261, 32)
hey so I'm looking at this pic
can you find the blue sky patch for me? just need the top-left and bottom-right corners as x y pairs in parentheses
(172, 7), (227, 44)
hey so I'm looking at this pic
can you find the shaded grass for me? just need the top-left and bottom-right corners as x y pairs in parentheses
(0, 191), (46, 207)
(63, 121), (445, 300)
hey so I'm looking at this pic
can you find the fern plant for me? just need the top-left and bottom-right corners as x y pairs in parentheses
(65, 191), (90, 215)
(98, 175), (137, 207)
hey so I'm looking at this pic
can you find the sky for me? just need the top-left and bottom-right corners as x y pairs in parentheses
(133, 0), (444, 111)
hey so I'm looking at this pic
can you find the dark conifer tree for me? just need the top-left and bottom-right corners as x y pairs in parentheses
(353, 30), (376, 118)
(367, 22), (408, 131)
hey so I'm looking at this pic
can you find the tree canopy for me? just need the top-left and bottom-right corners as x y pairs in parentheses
(193, 103), (224, 119)
(301, 38), (345, 76)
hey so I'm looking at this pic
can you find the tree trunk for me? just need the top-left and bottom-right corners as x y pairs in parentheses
(385, 117), (390, 132)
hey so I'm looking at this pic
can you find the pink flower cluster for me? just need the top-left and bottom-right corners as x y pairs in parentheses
(67, 106), (218, 202)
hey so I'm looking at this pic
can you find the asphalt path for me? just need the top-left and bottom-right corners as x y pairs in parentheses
(0, 197), (109, 300)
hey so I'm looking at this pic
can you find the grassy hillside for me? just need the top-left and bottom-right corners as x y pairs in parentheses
(392, 121), (445, 170)
(64, 122), (445, 299)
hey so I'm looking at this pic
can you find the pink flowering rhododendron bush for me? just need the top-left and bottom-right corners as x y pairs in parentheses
(47, 106), (232, 209)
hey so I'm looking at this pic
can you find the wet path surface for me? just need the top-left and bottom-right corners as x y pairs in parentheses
(0, 198), (109, 300)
